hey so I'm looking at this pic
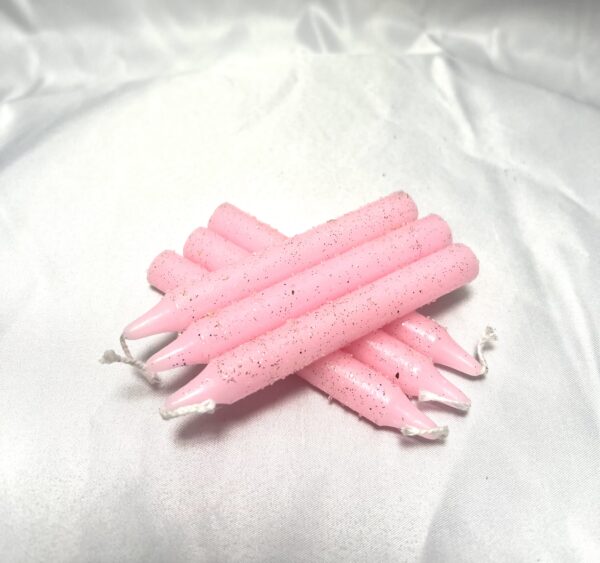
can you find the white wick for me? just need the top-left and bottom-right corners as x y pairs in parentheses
(159, 399), (217, 420)
(99, 334), (160, 385)
(418, 390), (471, 412)
(400, 425), (449, 439)
(476, 326), (498, 376)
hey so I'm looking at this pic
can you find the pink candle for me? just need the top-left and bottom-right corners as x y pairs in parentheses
(147, 259), (445, 435)
(270, 352), (447, 439)
(147, 215), (451, 371)
(386, 314), (483, 376)
(207, 202), (483, 375)
(183, 227), (250, 270)
(161, 244), (479, 418)
(347, 332), (470, 410)
(124, 191), (417, 338)
(147, 249), (470, 409)
(148, 250), (207, 292)
(208, 203), (284, 253)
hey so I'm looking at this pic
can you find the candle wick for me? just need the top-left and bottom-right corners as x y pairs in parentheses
(99, 334), (160, 386)
(159, 399), (217, 420)
(400, 425), (449, 439)
(476, 326), (497, 376)
(418, 391), (471, 412)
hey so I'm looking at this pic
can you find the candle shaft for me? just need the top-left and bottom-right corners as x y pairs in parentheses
(162, 244), (478, 415)
(147, 250), (470, 408)
(183, 227), (249, 270)
(148, 250), (207, 291)
(385, 314), (483, 376)
(148, 255), (443, 434)
(347, 332), (470, 410)
(148, 215), (451, 370)
(207, 203), (483, 375)
(124, 191), (417, 338)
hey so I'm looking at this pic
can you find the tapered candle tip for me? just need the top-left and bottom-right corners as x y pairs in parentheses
(159, 399), (217, 420)
(418, 390), (471, 412)
(123, 297), (180, 339)
(476, 326), (498, 376)
(400, 425), (449, 440)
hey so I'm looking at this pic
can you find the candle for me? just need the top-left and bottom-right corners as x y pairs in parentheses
(147, 249), (470, 410)
(385, 314), (483, 376)
(183, 227), (250, 270)
(347, 332), (471, 410)
(147, 253), (447, 437)
(160, 349), (447, 439)
(208, 203), (285, 254)
(206, 202), (483, 375)
(268, 352), (448, 439)
(147, 250), (207, 291)
(123, 191), (417, 338)
(147, 215), (451, 371)
(160, 244), (479, 418)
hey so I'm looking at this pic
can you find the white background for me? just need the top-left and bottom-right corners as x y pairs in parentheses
(1, 1), (599, 561)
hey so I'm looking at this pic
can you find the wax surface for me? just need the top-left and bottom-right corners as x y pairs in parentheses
(208, 203), (285, 253)
(147, 250), (207, 292)
(208, 202), (286, 248)
(124, 191), (417, 337)
(208, 202), (482, 374)
(147, 249), (440, 432)
(150, 248), (480, 376)
(347, 332), (470, 409)
(148, 248), (469, 410)
(147, 215), (451, 370)
(163, 244), (479, 411)
(386, 313), (483, 376)
(183, 227), (250, 270)
(297, 352), (438, 431)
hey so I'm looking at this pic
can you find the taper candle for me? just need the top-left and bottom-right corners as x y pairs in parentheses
(207, 202), (483, 375)
(147, 215), (451, 371)
(160, 244), (478, 418)
(124, 191), (417, 338)
(146, 249), (470, 409)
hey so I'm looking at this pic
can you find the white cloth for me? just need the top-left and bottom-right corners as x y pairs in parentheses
(1, 2), (599, 561)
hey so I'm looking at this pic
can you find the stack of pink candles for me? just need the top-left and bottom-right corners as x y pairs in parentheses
(103, 192), (495, 440)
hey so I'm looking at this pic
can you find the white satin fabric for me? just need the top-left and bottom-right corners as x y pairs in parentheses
(1, 2), (599, 561)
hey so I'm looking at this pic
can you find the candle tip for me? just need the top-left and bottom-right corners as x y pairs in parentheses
(400, 425), (449, 440)
(418, 390), (471, 412)
(123, 297), (180, 339)
(476, 326), (497, 376)
(159, 399), (217, 420)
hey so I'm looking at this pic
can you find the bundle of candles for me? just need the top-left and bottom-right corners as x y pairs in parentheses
(103, 192), (496, 440)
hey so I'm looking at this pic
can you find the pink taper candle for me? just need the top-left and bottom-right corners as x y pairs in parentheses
(147, 253), (446, 437)
(160, 244), (479, 419)
(124, 191), (417, 338)
(147, 215), (451, 371)
(183, 227), (249, 270)
(385, 314), (484, 376)
(298, 353), (448, 438)
(347, 333), (471, 410)
(208, 203), (284, 254)
(150, 246), (481, 377)
(206, 203), (483, 375)
(147, 251), (470, 410)
(147, 251), (207, 292)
